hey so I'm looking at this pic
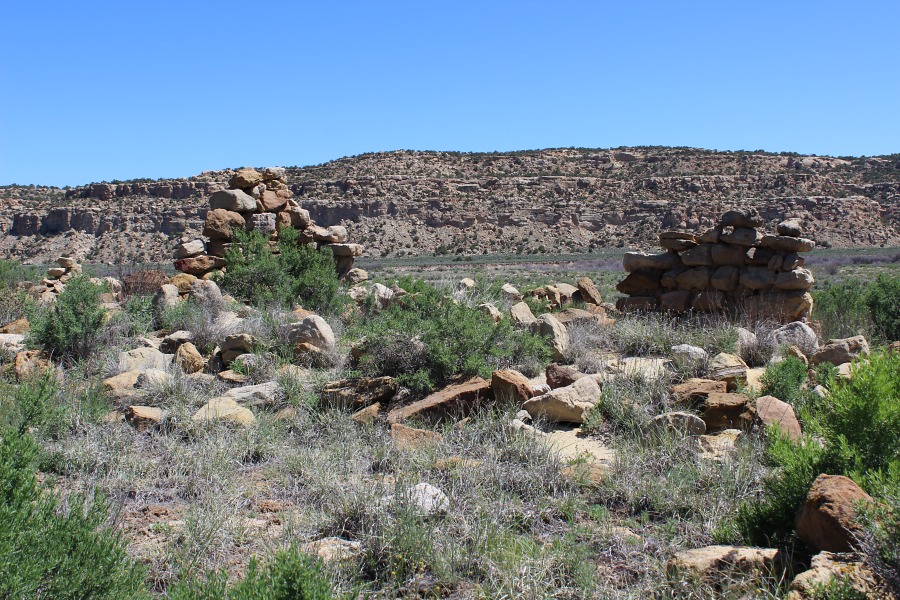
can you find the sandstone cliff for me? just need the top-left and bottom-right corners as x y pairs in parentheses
(2, 147), (899, 264)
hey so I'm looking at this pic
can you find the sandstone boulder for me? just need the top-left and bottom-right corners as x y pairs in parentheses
(192, 397), (255, 427)
(209, 189), (257, 212)
(623, 252), (679, 272)
(546, 364), (585, 389)
(387, 377), (490, 423)
(283, 316), (335, 353)
(508, 301), (537, 326)
(787, 551), (889, 600)
(670, 378), (728, 407)
(175, 239), (205, 259)
(532, 314), (569, 361)
(521, 375), (602, 424)
(671, 344), (709, 370)
(124, 406), (164, 432)
(667, 545), (782, 581)
(229, 168), (263, 189)
(390, 423), (443, 450)
(796, 474), (872, 553)
(119, 347), (170, 373)
(754, 395), (801, 441)
(650, 412), (706, 436)
(810, 336), (869, 366)
(320, 376), (398, 408)
(491, 369), (535, 403)
(708, 353), (748, 388)
(772, 321), (818, 356)
(720, 208), (764, 228)
(175, 342), (204, 374)
(775, 268), (815, 291)
(576, 276), (603, 305)
(703, 392), (752, 430)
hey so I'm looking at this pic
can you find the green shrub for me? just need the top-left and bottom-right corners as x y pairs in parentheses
(813, 280), (872, 340)
(220, 227), (343, 314)
(738, 351), (900, 547)
(0, 260), (36, 325)
(353, 278), (550, 394)
(760, 355), (809, 406)
(28, 275), (107, 361)
(866, 274), (900, 342)
(168, 546), (332, 599)
(858, 472), (900, 593)
(0, 430), (146, 598)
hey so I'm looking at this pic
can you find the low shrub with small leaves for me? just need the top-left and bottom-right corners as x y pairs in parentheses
(352, 278), (550, 394)
(866, 274), (900, 342)
(168, 546), (333, 599)
(0, 430), (146, 598)
(28, 275), (107, 361)
(220, 227), (344, 314)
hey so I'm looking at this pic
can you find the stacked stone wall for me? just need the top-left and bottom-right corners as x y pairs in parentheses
(172, 167), (363, 279)
(615, 208), (815, 322)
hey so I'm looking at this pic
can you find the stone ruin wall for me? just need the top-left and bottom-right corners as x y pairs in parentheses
(172, 167), (364, 280)
(615, 208), (816, 323)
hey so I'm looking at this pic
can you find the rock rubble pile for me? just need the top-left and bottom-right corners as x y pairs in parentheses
(172, 167), (364, 280)
(615, 208), (816, 322)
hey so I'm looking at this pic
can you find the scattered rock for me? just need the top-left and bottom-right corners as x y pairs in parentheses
(491, 369), (535, 403)
(796, 474), (873, 553)
(697, 429), (742, 462)
(670, 378), (728, 407)
(124, 405), (164, 432)
(532, 313), (569, 361)
(668, 545), (782, 581)
(407, 483), (449, 516)
(477, 302), (504, 323)
(119, 347), (170, 373)
(707, 353), (749, 389)
(0, 318), (29, 334)
(576, 276), (603, 305)
(650, 412), (706, 436)
(303, 538), (362, 564)
(283, 315), (336, 353)
(192, 397), (256, 427)
(224, 381), (281, 407)
(772, 321), (819, 356)
(810, 336), (870, 366)
(703, 392), (752, 430)
(387, 377), (491, 423)
(508, 301), (536, 326)
(670, 344), (709, 370)
(787, 551), (890, 600)
(160, 330), (193, 354)
(521, 375), (602, 424)
(351, 403), (381, 424)
(209, 189), (257, 212)
(390, 423), (443, 450)
(545, 363), (585, 389)
(754, 395), (801, 441)
(320, 377), (398, 408)
(501, 283), (522, 301)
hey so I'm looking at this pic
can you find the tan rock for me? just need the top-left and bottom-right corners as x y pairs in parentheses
(576, 276), (603, 305)
(623, 252), (679, 272)
(192, 397), (255, 427)
(477, 302), (504, 323)
(707, 353), (748, 389)
(0, 318), (29, 334)
(650, 412), (706, 436)
(508, 301), (537, 326)
(14, 350), (53, 381)
(387, 377), (491, 423)
(796, 474), (873, 553)
(173, 255), (226, 276)
(103, 370), (142, 395)
(390, 423), (443, 450)
(810, 336), (870, 366)
(532, 313), (569, 361)
(168, 273), (197, 295)
(667, 545), (783, 581)
(754, 395), (801, 441)
(124, 405), (164, 432)
(546, 364), (585, 389)
(229, 167), (263, 189)
(302, 537), (362, 564)
(351, 402), (381, 424)
(787, 551), (892, 600)
(491, 369), (535, 403)
(175, 342), (204, 374)
(217, 369), (249, 384)
(703, 392), (752, 430)
(697, 429), (742, 462)
(522, 375), (602, 424)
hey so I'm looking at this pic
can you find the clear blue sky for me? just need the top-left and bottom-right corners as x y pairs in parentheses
(2, 1), (898, 187)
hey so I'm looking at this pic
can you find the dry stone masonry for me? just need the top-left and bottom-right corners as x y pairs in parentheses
(173, 167), (364, 280)
(615, 208), (815, 322)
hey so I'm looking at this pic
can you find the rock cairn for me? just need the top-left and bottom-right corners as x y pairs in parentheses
(32, 256), (83, 303)
(615, 208), (816, 322)
(173, 167), (364, 280)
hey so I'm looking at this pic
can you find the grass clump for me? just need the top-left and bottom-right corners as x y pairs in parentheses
(351, 278), (550, 394)
(28, 275), (107, 361)
(168, 546), (332, 599)
(737, 351), (900, 548)
(220, 227), (343, 314)
(0, 429), (146, 598)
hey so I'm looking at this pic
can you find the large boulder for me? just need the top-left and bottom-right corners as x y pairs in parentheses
(650, 412), (706, 436)
(546, 364), (585, 390)
(508, 301), (537, 326)
(229, 168), (263, 189)
(491, 369), (535, 403)
(796, 474), (873, 553)
(754, 395), (801, 441)
(124, 406), (164, 432)
(771, 322), (818, 357)
(209, 189), (257, 212)
(521, 375), (602, 424)
(667, 545), (782, 581)
(174, 342), (204, 374)
(531, 314), (569, 362)
(118, 347), (170, 373)
(671, 344), (708, 370)
(190, 279), (223, 307)
(809, 336), (870, 366)
(192, 397), (256, 427)
(787, 551), (890, 600)
(387, 377), (491, 423)
(670, 378), (727, 407)
(623, 252), (679, 272)
(703, 392), (752, 430)
(224, 382), (282, 407)
(576, 276), (603, 305)
(320, 377), (398, 408)
(707, 353), (748, 389)
(283, 316), (335, 353)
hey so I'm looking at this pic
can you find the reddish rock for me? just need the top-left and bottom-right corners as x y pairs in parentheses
(390, 423), (443, 450)
(259, 190), (287, 212)
(546, 364), (585, 390)
(796, 474), (873, 553)
(670, 378), (728, 407)
(202, 209), (245, 240)
(174, 255), (226, 276)
(703, 392), (753, 430)
(754, 395), (801, 441)
(386, 377), (492, 423)
(491, 369), (534, 403)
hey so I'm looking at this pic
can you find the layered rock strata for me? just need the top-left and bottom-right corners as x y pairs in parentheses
(615, 209), (815, 322)
(172, 167), (364, 279)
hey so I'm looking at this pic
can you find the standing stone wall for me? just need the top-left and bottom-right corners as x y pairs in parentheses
(173, 167), (363, 279)
(615, 208), (815, 322)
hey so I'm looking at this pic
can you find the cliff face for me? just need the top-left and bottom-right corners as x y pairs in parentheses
(2, 147), (899, 264)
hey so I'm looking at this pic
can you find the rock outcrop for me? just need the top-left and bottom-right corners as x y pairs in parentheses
(2, 148), (899, 264)
(615, 208), (816, 322)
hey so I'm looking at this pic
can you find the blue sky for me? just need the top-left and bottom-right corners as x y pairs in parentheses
(2, 1), (898, 187)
